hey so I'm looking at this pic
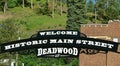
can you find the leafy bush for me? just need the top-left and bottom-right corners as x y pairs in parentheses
(8, 0), (17, 8)
(39, 3), (51, 16)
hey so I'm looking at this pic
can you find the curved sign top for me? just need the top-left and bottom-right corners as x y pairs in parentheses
(0, 30), (119, 57)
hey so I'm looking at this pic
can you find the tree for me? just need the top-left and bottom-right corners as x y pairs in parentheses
(26, 0), (34, 9)
(2, 0), (8, 13)
(30, 0), (33, 9)
(95, 0), (106, 22)
(38, 0), (51, 15)
(60, 0), (63, 15)
(66, 0), (86, 30)
(39, 0), (55, 17)
(87, 0), (94, 12)
(51, 0), (55, 18)
(94, 0), (98, 23)
(105, 0), (120, 21)
(93, 0), (120, 23)
(22, 0), (25, 8)
(8, 0), (17, 8)
(66, 1), (87, 65)
(86, 0), (95, 23)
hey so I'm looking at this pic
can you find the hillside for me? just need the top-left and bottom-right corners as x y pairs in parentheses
(0, 7), (67, 38)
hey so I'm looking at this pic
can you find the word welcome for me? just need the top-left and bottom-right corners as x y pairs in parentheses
(39, 30), (78, 36)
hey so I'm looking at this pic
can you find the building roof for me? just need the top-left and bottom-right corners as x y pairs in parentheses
(81, 20), (120, 41)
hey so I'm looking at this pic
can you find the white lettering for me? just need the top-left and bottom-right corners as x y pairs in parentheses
(39, 31), (78, 36)
(88, 41), (94, 45)
(50, 39), (73, 43)
(107, 44), (114, 49)
(95, 42), (101, 46)
(39, 32), (46, 36)
(76, 40), (82, 44)
(37, 48), (42, 56)
(73, 48), (78, 55)
(82, 40), (88, 44)
(101, 43), (107, 47)
(26, 41), (32, 45)
(37, 48), (78, 56)
(5, 45), (11, 50)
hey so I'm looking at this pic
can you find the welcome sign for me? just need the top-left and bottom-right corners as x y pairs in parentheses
(0, 30), (119, 57)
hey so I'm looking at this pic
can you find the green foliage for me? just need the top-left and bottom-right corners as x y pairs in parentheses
(0, 1), (2, 9)
(87, 0), (94, 12)
(66, 0), (86, 30)
(0, 19), (23, 66)
(83, 0), (120, 23)
(8, 0), (17, 8)
(105, 0), (120, 20)
(93, 0), (120, 23)
(39, 0), (47, 4)
(35, 0), (51, 16)
(69, 58), (78, 66)
(19, 54), (38, 66)
(40, 2), (51, 15)
(0, 19), (20, 43)
(25, 14), (66, 31)
(19, 55), (78, 66)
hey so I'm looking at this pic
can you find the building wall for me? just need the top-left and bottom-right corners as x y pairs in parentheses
(79, 20), (120, 66)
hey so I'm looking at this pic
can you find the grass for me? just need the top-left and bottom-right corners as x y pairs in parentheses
(25, 14), (66, 30)
(0, 7), (67, 38)
(24, 14), (67, 38)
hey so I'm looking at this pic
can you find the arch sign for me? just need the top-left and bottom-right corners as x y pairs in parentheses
(0, 30), (119, 57)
